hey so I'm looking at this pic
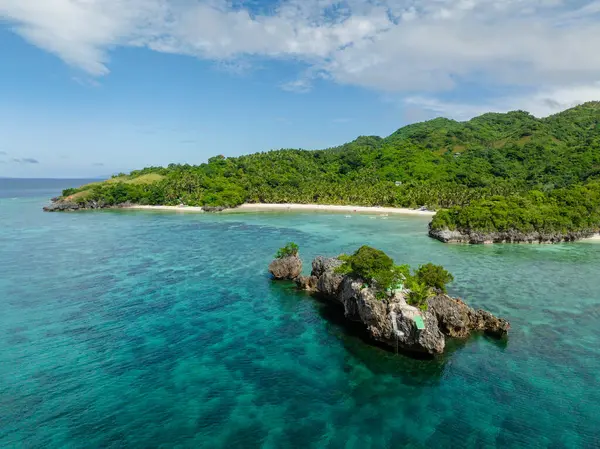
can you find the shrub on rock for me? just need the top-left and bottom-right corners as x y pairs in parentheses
(414, 263), (454, 293)
(335, 246), (405, 293)
(269, 242), (302, 280)
(275, 242), (299, 259)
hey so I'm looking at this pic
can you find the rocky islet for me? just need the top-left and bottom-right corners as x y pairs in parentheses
(268, 255), (303, 280)
(277, 254), (509, 356)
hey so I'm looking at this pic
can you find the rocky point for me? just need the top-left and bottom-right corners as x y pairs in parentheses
(288, 255), (509, 356)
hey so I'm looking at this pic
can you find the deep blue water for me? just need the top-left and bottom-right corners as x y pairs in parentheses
(1, 179), (600, 448)
(0, 178), (101, 199)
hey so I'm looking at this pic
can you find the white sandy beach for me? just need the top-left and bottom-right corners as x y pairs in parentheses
(233, 203), (436, 215)
(582, 233), (600, 242)
(125, 205), (206, 212)
(126, 203), (436, 216)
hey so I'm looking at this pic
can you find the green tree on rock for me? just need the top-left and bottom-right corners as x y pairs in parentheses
(414, 263), (454, 293)
(275, 242), (299, 259)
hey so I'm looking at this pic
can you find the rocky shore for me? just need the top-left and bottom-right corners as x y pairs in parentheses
(43, 199), (112, 212)
(429, 226), (595, 244)
(271, 254), (509, 356)
(43, 199), (226, 213)
(43, 199), (434, 216)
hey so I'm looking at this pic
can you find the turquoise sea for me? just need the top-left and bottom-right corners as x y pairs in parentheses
(1, 178), (599, 448)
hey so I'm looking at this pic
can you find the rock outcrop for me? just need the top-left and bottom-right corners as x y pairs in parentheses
(201, 206), (227, 212)
(335, 276), (447, 355)
(43, 199), (110, 212)
(295, 275), (318, 291)
(43, 198), (230, 213)
(428, 295), (510, 338)
(268, 255), (303, 280)
(291, 256), (509, 356)
(43, 199), (138, 212)
(429, 226), (593, 244)
(311, 256), (344, 278)
(296, 255), (343, 292)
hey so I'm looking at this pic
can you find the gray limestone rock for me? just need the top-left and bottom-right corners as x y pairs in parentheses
(428, 295), (510, 338)
(202, 206), (227, 213)
(317, 271), (344, 297)
(332, 276), (446, 355)
(268, 255), (303, 280)
(429, 225), (593, 244)
(391, 303), (446, 354)
(311, 256), (344, 278)
(295, 275), (318, 291)
(270, 253), (510, 356)
(43, 199), (108, 212)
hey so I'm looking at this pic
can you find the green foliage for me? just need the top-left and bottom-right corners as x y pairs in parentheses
(414, 263), (454, 293)
(431, 182), (600, 234)
(57, 102), (600, 235)
(337, 247), (411, 294)
(334, 254), (353, 276)
(335, 247), (452, 307)
(62, 188), (79, 197)
(406, 281), (432, 310)
(396, 264), (411, 281)
(346, 246), (394, 283)
(275, 242), (299, 259)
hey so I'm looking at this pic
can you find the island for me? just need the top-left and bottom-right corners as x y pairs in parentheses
(268, 243), (509, 355)
(44, 102), (600, 243)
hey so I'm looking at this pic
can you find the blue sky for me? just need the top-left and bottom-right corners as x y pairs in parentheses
(1, 0), (600, 178)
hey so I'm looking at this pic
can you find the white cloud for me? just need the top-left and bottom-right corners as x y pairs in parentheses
(281, 78), (314, 93)
(2, 0), (600, 110)
(0, 0), (164, 75)
(403, 96), (494, 121)
(516, 83), (600, 117)
(404, 82), (600, 120)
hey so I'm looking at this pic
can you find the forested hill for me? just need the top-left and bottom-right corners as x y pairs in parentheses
(56, 102), (600, 238)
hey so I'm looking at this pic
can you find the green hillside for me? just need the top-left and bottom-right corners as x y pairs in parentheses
(59, 102), (600, 236)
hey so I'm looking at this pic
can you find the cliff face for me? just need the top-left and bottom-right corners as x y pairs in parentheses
(295, 256), (509, 356)
(429, 226), (594, 244)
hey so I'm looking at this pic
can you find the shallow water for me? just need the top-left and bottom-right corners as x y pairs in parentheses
(1, 180), (599, 448)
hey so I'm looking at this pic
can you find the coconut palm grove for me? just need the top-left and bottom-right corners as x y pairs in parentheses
(59, 102), (600, 236)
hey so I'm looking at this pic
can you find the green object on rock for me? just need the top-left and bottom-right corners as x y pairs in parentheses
(414, 316), (425, 330)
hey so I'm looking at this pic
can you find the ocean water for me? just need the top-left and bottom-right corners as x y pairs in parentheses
(1, 179), (599, 449)
(0, 178), (102, 199)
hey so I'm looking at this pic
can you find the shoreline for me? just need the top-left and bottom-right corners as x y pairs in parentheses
(429, 227), (600, 244)
(125, 203), (436, 216)
(582, 233), (600, 242)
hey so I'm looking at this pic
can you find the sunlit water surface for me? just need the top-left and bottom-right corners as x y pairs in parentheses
(1, 179), (599, 448)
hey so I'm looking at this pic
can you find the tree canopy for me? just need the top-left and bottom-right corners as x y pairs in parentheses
(334, 246), (453, 308)
(60, 102), (600, 235)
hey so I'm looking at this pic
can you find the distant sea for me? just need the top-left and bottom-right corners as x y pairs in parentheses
(0, 178), (100, 199)
(1, 179), (599, 448)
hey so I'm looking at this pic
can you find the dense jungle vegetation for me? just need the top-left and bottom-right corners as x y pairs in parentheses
(61, 102), (600, 235)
